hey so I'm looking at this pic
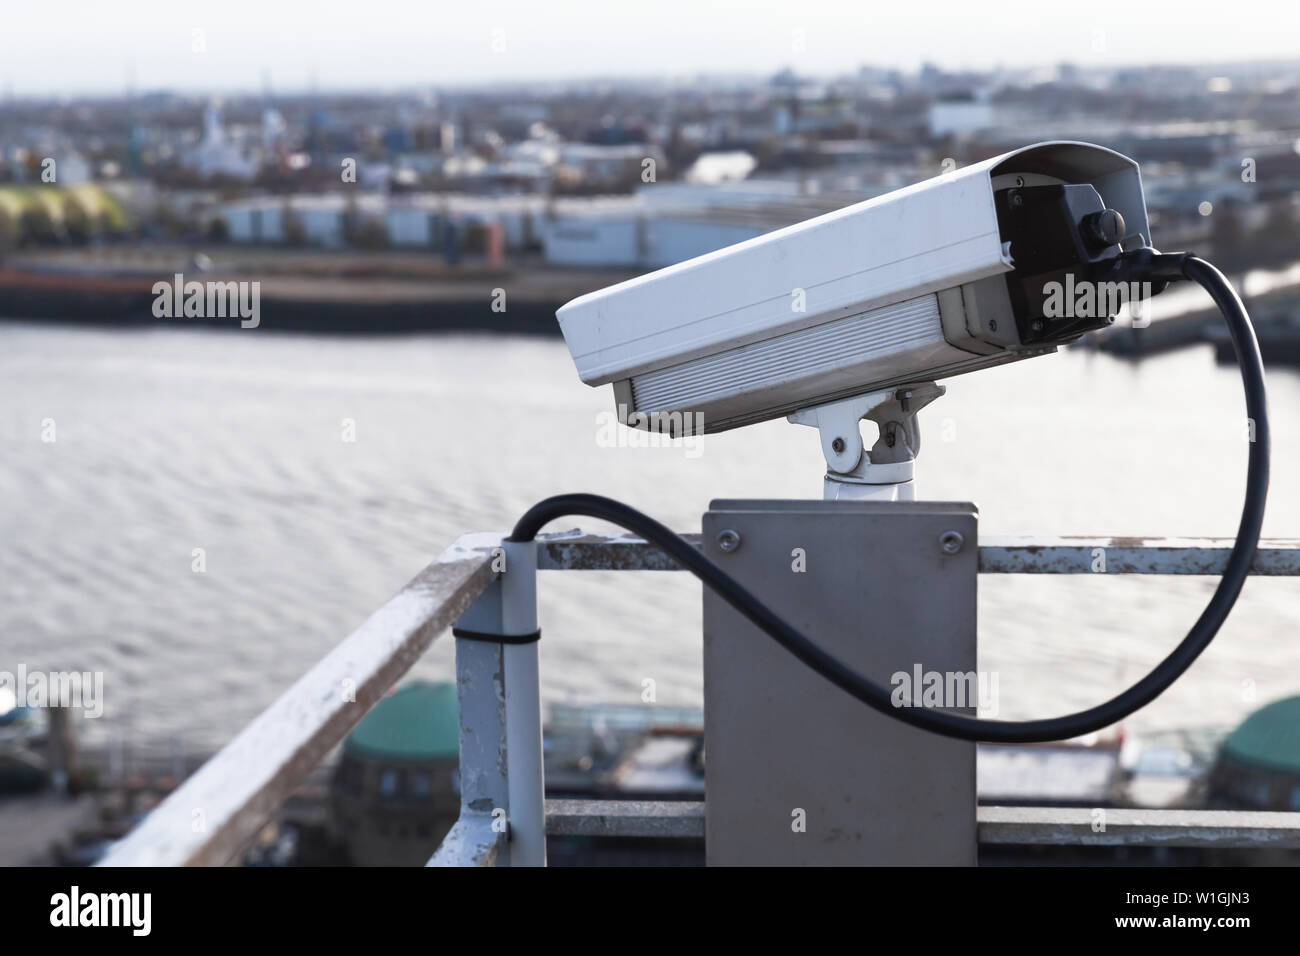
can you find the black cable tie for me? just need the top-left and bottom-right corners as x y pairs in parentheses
(452, 626), (541, 645)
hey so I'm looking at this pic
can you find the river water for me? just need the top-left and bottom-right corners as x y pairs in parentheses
(3, 319), (1298, 753)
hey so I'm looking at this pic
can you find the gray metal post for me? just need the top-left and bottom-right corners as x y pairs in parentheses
(431, 540), (545, 867)
(702, 499), (979, 865)
(501, 539), (546, 867)
(428, 634), (511, 866)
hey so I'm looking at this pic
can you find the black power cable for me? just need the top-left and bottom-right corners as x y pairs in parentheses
(509, 253), (1269, 743)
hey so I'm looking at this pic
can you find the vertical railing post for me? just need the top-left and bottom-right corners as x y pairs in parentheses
(428, 635), (511, 866)
(432, 538), (546, 866)
(501, 538), (546, 867)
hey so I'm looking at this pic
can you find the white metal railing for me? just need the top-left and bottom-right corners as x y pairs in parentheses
(100, 535), (496, 866)
(99, 533), (1300, 867)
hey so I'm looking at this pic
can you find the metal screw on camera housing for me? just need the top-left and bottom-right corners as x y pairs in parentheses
(939, 530), (965, 554)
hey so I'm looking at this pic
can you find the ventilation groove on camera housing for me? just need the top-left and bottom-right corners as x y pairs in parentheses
(630, 293), (943, 414)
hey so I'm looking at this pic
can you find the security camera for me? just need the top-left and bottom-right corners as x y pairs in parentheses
(557, 141), (1164, 439)
(519, 144), (1270, 752)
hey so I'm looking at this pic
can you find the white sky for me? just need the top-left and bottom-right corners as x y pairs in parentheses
(2, 0), (1298, 95)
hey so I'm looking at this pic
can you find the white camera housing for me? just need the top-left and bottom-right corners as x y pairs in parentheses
(557, 141), (1155, 436)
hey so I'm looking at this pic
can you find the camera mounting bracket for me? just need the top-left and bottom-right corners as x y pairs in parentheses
(788, 382), (945, 501)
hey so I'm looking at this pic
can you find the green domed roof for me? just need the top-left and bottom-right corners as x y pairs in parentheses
(344, 681), (459, 762)
(1222, 696), (1300, 775)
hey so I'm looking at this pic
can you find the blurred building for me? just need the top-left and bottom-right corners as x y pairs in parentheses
(1209, 696), (1300, 810)
(215, 193), (546, 250)
(539, 182), (880, 268)
(330, 681), (461, 867)
(186, 102), (259, 182)
(928, 91), (995, 137)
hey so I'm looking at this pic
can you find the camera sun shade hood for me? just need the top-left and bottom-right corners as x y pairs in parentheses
(556, 142), (1153, 436)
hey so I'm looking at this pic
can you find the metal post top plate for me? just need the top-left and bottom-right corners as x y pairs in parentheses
(708, 498), (979, 517)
